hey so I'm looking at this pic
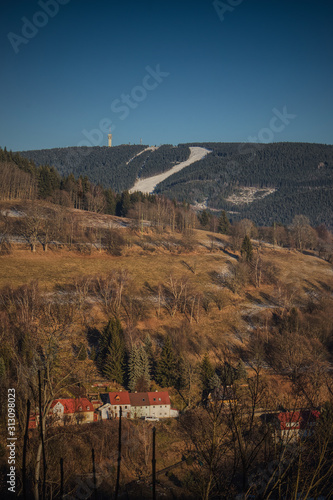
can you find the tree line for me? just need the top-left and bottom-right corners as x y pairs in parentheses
(156, 142), (333, 228)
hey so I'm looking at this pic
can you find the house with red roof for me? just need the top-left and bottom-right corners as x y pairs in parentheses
(28, 398), (97, 428)
(99, 391), (131, 419)
(128, 392), (150, 419)
(128, 391), (172, 419)
(275, 410), (320, 442)
(49, 398), (96, 426)
(98, 390), (178, 420)
(147, 391), (172, 418)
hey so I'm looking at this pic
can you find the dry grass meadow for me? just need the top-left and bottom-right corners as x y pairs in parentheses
(1, 229), (332, 356)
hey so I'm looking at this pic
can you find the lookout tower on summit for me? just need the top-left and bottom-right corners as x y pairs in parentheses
(108, 130), (112, 147)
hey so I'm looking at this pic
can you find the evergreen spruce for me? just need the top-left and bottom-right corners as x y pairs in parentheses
(128, 344), (141, 391)
(220, 362), (237, 386)
(241, 235), (253, 262)
(128, 344), (151, 392)
(156, 336), (178, 387)
(200, 353), (215, 390)
(98, 318), (125, 384)
(218, 210), (230, 234)
(140, 347), (150, 386)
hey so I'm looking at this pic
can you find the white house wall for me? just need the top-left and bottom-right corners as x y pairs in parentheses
(150, 405), (170, 418)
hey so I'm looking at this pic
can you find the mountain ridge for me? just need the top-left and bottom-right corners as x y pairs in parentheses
(18, 142), (333, 227)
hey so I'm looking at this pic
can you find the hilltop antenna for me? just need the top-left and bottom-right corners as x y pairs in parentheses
(108, 128), (112, 147)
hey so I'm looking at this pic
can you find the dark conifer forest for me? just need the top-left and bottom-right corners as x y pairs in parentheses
(4, 141), (333, 228)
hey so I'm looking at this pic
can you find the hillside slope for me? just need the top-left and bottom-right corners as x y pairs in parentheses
(18, 142), (333, 227)
(156, 142), (333, 227)
(19, 144), (191, 193)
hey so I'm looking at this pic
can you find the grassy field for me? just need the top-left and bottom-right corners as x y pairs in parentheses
(1, 235), (332, 359)
(0, 246), (230, 290)
(1, 236), (332, 292)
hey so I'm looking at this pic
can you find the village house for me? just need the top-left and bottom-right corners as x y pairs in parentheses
(49, 398), (96, 426)
(99, 391), (131, 419)
(269, 410), (321, 443)
(128, 392), (150, 419)
(97, 390), (178, 420)
(29, 398), (97, 428)
(146, 391), (173, 418)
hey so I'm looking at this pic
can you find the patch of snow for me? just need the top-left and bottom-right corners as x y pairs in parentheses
(226, 187), (276, 205)
(1, 209), (25, 217)
(126, 146), (158, 165)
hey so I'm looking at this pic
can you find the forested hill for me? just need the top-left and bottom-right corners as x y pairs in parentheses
(156, 142), (333, 227)
(19, 144), (191, 193)
(18, 142), (333, 227)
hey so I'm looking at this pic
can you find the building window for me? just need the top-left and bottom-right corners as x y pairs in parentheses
(125, 406), (127, 409)
(159, 398), (161, 401)
(79, 406), (82, 411)
(153, 398), (156, 401)
(142, 398), (145, 401)
(87, 407), (90, 410)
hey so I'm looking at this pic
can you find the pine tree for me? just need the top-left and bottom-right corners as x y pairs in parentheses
(140, 347), (150, 386)
(98, 318), (122, 367)
(98, 318), (125, 383)
(128, 344), (141, 391)
(128, 344), (151, 392)
(156, 336), (178, 387)
(218, 210), (230, 234)
(103, 337), (125, 384)
(199, 210), (211, 227)
(241, 235), (253, 261)
(200, 353), (215, 390)
(144, 333), (154, 374)
(220, 362), (237, 386)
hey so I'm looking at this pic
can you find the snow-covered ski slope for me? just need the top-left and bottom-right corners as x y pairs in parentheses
(129, 146), (211, 194)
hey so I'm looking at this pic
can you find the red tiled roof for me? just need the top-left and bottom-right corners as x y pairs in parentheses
(147, 392), (170, 406)
(108, 392), (131, 405)
(278, 410), (320, 430)
(129, 392), (149, 406)
(51, 398), (94, 414)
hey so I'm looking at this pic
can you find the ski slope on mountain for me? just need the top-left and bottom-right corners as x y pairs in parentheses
(129, 146), (211, 194)
(126, 146), (158, 165)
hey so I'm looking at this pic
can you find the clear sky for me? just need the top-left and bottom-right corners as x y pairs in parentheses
(0, 0), (332, 151)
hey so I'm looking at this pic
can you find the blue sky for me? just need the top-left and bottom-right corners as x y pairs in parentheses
(0, 0), (332, 151)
